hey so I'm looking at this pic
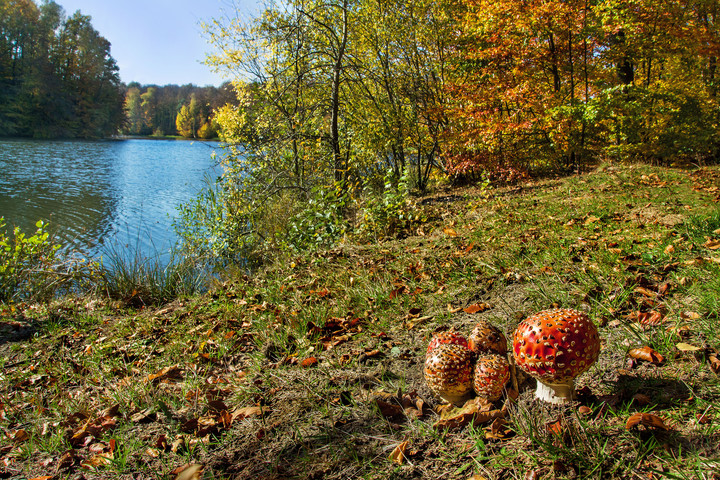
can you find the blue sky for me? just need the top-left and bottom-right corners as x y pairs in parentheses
(57, 0), (260, 86)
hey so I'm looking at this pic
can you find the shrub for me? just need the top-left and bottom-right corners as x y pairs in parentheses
(356, 169), (425, 241)
(0, 218), (96, 303)
(284, 185), (349, 251)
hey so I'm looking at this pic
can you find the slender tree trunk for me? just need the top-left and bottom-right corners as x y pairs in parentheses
(331, 0), (348, 191)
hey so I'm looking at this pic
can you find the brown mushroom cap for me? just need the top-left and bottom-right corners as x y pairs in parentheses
(473, 354), (510, 401)
(424, 343), (475, 405)
(513, 308), (600, 384)
(426, 330), (470, 355)
(468, 319), (507, 355)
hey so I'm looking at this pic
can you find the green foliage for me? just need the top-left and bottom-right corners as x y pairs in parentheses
(0, 218), (96, 303)
(285, 185), (349, 251)
(356, 169), (423, 241)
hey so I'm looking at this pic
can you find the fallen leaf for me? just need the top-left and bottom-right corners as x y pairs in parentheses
(376, 399), (404, 419)
(146, 365), (182, 383)
(230, 406), (267, 421)
(546, 417), (564, 436)
(626, 412), (670, 431)
(637, 311), (664, 326)
(433, 398), (503, 430)
(676, 342), (702, 352)
(9, 429), (29, 443)
(703, 239), (720, 250)
(628, 346), (665, 365)
(300, 357), (318, 368)
(443, 227), (458, 237)
(388, 440), (409, 464)
(708, 350), (720, 374)
(697, 413), (712, 424)
(171, 463), (204, 480)
(463, 303), (491, 314)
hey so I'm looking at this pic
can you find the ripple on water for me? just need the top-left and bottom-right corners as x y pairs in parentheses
(0, 138), (222, 261)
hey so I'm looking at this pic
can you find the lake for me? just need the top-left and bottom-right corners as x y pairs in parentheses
(0, 138), (222, 261)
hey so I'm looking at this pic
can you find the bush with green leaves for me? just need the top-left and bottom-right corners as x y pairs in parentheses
(284, 185), (349, 251)
(0, 218), (92, 303)
(356, 169), (425, 241)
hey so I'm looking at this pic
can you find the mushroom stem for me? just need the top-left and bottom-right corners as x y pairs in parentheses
(535, 379), (575, 404)
(442, 391), (475, 407)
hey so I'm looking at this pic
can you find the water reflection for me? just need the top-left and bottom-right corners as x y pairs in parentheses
(0, 138), (221, 260)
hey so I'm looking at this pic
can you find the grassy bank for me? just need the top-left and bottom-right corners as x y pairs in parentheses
(1, 163), (719, 479)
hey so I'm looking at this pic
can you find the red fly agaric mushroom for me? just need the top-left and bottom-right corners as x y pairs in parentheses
(473, 354), (510, 401)
(426, 329), (469, 355)
(513, 308), (600, 404)
(468, 320), (507, 355)
(425, 343), (475, 405)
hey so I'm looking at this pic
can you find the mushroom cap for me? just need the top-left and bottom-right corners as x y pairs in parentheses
(513, 308), (600, 384)
(473, 354), (510, 401)
(426, 329), (470, 355)
(424, 343), (475, 404)
(468, 319), (507, 355)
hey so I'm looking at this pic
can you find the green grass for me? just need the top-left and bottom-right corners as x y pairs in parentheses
(1, 163), (719, 479)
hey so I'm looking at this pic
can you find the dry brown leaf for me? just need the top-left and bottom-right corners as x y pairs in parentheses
(578, 406), (592, 415)
(376, 399), (404, 418)
(9, 429), (29, 443)
(300, 357), (318, 368)
(637, 311), (665, 326)
(28, 477), (54, 480)
(443, 227), (458, 237)
(146, 365), (182, 383)
(171, 463), (204, 480)
(697, 413), (712, 424)
(708, 350), (720, 374)
(628, 346), (665, 365)
(447, 304), (463, 313)
(676, 342), (702, 352)
(433, 398), (503, 430)
(230, 406), (267, 421)
(463, 303), (491, 314)
(626, 412), (670, 430)
(388, 440), (409, 464)
(634, 286), (657, 297)
(485, 417), (512, 440)
(704, 239), (720, 250)
(81, 452), (114, 469)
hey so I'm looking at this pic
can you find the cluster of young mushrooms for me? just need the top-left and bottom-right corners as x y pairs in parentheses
(425, 308), (601, 405)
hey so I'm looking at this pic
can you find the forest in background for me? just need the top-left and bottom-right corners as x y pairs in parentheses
(0, 0), (124, 138)
(122, 82), (237, 139)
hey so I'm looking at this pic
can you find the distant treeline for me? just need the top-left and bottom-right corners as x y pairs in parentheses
(0, 0), (124, 139)
(122, 82), (237, 139)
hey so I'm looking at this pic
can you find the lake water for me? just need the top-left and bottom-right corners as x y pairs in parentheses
(0, 138), (222, 261)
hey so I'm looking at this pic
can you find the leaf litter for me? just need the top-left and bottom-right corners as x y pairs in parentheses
(1, 164), (719, 479)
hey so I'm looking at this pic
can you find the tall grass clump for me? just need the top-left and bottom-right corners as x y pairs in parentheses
(99, 241), (208, 307)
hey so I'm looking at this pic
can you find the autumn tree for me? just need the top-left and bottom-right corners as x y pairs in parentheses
(446, 0), (720, 176)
